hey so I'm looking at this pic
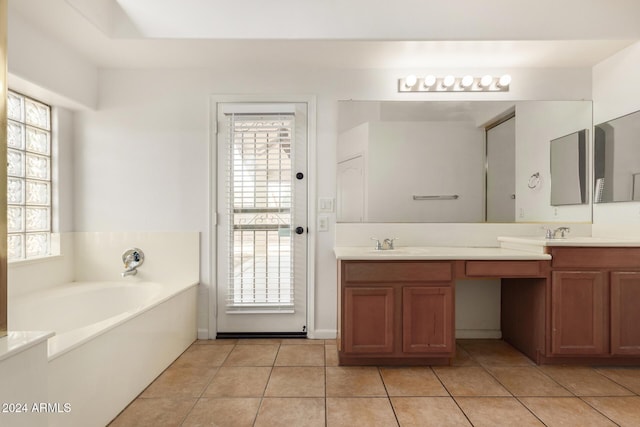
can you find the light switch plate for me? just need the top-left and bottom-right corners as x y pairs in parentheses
(318, 197), (334, 213)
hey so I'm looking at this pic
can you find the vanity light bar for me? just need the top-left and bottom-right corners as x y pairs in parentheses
(398, 74), (511, 92)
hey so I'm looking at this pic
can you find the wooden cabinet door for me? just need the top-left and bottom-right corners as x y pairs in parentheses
(402, 286), (453, 354)
(343, 287), (394, 354)
(551, 271), (607, 355)
(611, 272), (640, 355)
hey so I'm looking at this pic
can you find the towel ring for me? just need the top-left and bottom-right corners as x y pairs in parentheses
(528, 172), (541, 190)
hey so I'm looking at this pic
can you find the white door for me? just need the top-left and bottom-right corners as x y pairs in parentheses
(486, 116), (516, 222)
(216, 102), (308, 335)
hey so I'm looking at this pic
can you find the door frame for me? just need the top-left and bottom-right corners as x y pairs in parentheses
(208, 94), (317, 339)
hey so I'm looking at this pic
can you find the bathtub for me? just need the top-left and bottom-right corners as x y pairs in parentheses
(9, 279), (197, 427)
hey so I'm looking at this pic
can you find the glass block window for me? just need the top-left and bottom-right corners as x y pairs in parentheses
(7, 91), (52, 260)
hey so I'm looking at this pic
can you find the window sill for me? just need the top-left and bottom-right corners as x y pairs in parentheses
(8, 253), (65, 267)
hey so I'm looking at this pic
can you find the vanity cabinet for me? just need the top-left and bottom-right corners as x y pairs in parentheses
(548, 248), (640, 360)
(339, 260), (454, 365)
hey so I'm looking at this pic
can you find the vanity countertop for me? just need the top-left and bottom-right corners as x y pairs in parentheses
(334, 246), (551, 261)
(498, 236), (640, 254)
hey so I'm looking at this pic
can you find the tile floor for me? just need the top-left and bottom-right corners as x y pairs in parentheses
(109, 339), (640, 426)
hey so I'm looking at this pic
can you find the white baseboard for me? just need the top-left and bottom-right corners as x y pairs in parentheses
(308, 329), (337, 340)
(197, 328), (210, 340)
(455, 329), (502, 339)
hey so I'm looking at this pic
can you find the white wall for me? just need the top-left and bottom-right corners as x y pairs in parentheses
(593, 41), (640, 226)
(515, 101), (593, 223)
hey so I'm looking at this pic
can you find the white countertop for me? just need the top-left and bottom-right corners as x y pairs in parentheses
(334, 246), (551, 260)
(498, 236), (640, 254)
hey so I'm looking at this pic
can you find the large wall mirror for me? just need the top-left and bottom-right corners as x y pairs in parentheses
(337, 100), (593, 223)
(594, 110), (640, 203)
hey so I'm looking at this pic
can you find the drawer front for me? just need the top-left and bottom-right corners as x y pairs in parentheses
(551, 247), (640, 269)
(465, 261), (543, 277)
(343, 261), (452, 283)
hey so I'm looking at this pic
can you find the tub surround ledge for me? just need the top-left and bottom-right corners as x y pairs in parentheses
(0, 331), (54, 362)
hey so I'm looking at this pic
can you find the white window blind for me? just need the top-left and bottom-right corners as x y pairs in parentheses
(225, 113), (296, 311)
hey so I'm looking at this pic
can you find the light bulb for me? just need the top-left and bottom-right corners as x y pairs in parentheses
(443, 75), (455, 88)
(480, 75), (493, 88)
(405, 75), (417, 88)
(423, 75), (437, 88)
(498, 74), (512, 87)
(461, 75), (474, 88)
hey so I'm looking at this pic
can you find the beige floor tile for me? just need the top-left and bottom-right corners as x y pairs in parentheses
(391, 397), (471, 427)
(487, 366), (572, 396)
(327, 397), (398, 427)
(596, 367), (640, 394)
(458, 339), (534, 366)
(265, 367), (325, 397)
(223, 344), (279, 366)
(141, 365), (217, 398)
(540, 366), (635, 396)
(380, 367), (448, 396)
(324, 339), (338, 345)
(452, 344), (478, 366)
(275, 344), (325, 366)
(520, 397), (617, 427)
(236, 338), (282, 345)
(181, 398), (260, 427)
(326, 366), (387, 397)
(254, 398), (325, 427)
(203, 367), (271, 397)
(583, 396), (640, 427)
(456, 397), (544, 427)
(280, 338), (325, 345)
(433, 366), (511, 397)
(325, 344), (339, 367)
(109, 398), (196, 427)
(172, 344), (234, 368)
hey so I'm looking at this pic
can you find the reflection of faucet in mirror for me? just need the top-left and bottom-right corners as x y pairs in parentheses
(371, 237), (398, 250)
(122, 248), (144, 277)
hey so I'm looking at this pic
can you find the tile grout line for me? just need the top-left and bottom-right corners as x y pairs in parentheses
(376, 366), (401, 427)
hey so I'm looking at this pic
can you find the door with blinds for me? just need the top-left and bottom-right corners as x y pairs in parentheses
(216, 103), (308, 335)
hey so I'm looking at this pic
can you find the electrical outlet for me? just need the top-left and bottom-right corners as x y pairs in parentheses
(554, 207), (558, 216)
(519, 208), (524, 218)
(318, 215), (329, 232)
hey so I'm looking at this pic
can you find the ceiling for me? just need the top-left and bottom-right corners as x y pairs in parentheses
(8, 0), (640, 69)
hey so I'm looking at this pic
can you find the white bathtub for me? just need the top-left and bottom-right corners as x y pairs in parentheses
(9, 279), (197, 427)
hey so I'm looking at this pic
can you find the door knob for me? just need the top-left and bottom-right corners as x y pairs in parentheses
(295, 226), (305, 234)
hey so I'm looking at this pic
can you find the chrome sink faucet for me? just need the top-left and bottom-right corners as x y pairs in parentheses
(371, 237), (398, 250)
(543, 227), (571, 239)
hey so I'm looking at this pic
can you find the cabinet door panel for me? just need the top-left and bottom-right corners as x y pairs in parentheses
(402, 286), (453, 354)
(611, 272), (640, 355)
(343, 287), (394, 354)
(551, 271), (606, 355)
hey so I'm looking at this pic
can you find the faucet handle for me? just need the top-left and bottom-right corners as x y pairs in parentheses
(383, 237), (398, 250)
(555, 227), (570, 238)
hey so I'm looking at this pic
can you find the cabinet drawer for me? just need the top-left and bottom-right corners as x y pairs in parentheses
(551, 248), (640, 269)
(343, 261), (452, 283)
(465, 261), (543, 277)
